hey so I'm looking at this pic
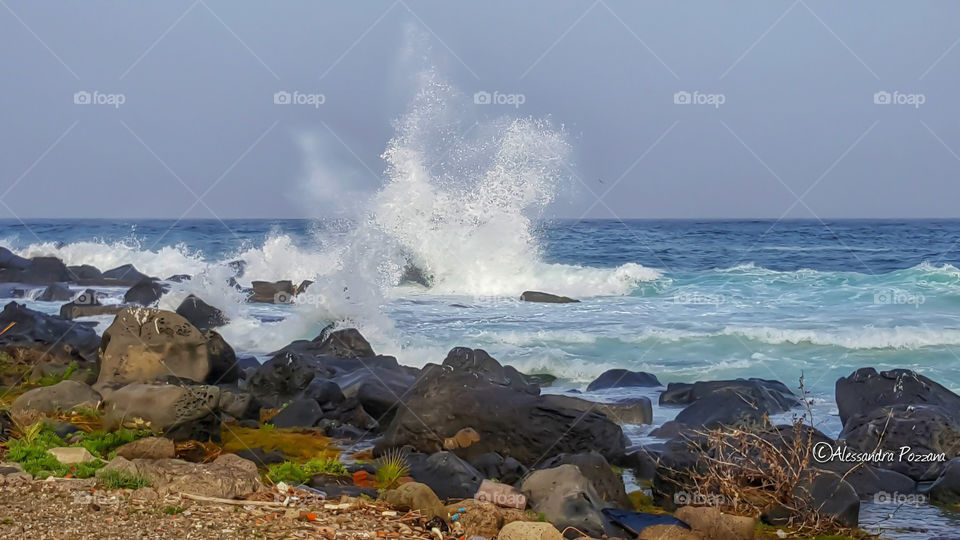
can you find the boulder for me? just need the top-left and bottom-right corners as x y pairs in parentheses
(314, 327), (375, 358)
(836, 367), (960, 427)
(469, 452), (528, 485)
(840, 404), (959, 481)
(520, 464), (617, 537)
(497, 522), (564, 540)
(0, 255), (71, 284)
(249, 280), (295, 303)
(539, 452), (631, 509)
(11, 380), (101, 414)
(520, 291), (579, 304)
(102, 382), (221, 441)
(96, 308), (211, 387)
(674, 506), (755, 540)
(587, 369), (661, 391)
(333, 368), (414, 420)
(204, 330), (239, 385)
(101, 264), (152, 285)
(37, 283), (73, 302)
(122, 279), (168, 306)
(0, 247), (30, 271)
(97, 454), (261, 498)
(929, 457), (960, 505)
(474, 479), (527, 509)
(175, 295), (228, 330)
(377, 348), (627, 466)
(115, 437), (176, 460)
(48, 447), (97, 465)
(381, 482), (446, 520)
(407, 451), (484, 500)
(269, 398), (323, 429)
(638, 525), (702, 540)
(0, 301), (100, 362)
(67, 265), (103, 282)
(60, 303), (125, 320)
(542, 394), (653, 425)
(244, 351), (325, 409)
(764, 470), (859, 528)
(660, 378), (799, 411)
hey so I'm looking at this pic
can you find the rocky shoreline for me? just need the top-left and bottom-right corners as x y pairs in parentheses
(0, 251), (958, 538)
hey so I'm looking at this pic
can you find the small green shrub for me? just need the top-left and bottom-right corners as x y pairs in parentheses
(162, 505), (184, 515)
(75, 429), (153, 459)
(98, 469), (151, 490)
(35, 362), (78, 387)
(5, 429), (105, 479)
(267, 458), (348, 485)
(375, 449), (410, 490)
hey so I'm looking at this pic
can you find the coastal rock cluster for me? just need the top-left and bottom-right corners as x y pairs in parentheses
(1, 249), (959, 538)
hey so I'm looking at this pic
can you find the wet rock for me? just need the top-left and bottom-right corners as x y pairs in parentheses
(269, 398), (323, 429)
(175, 295), (228, 330)
(840, 404), (959, 481)
(96, 307), (211, 387)
(122, 278), (168, 306)
(659, 378), (799, 411)
(233, 447), (285, 465)
(204, 330), (239, 385)
(929, 457), (960, 505)
(520, 464), (618, 537)
(836, 367), (960, 427)
(97, 454), (261, 498)
(587, 369), (661, 391)
(115, 437), (176, 460)
(37, 283), (73, 302)
(469, 452), (528, 485)
(407, 451), (484, 500)
(166, 274), (191, 283)
(11, 380), (101, 414)
(0, 301), (100, 362)
(249, 280), (295, 303)
(520, 291), (579, 303)
(764, 470), (859, 528)
(101, 264), (152, 285)
(0, 255), (71, 284)
(313, 327), (376, 358)
(67, 265), (103, 282)
(542, 394), (653, 425)
(539, 451), (630, 509)
(377, 347), (627, 466)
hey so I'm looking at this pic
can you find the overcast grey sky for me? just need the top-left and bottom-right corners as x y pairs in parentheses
(1, 1), (959, 219)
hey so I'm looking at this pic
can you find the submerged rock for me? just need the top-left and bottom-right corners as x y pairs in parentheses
(37, 283), (73, 302)
(519, 291), (579, 303)
(249, 280), (295, 303)
(587, 368), (661, 391)
(122, 278), (168, 306)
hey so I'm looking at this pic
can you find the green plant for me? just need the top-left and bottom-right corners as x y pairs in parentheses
(375, 448), (410, 490)
(267, 458), (348, 485)
(75, 429), (153, 459)
(5, 427), (105, 479)
(260, 423), (276, 432)
(35, 361), (78, 387)
(97, 469), (151, 490)
(162, 505), (184, 515)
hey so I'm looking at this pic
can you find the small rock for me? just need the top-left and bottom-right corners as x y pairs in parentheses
(519, 291), (579, 304)
(47, 447), (98, 465)
(675, 506), (755, 540)
(115, 437), (176, 460)
(497, 521), (564, 540)
(381, 482), (446, 520)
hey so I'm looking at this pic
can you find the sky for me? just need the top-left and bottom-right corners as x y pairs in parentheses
(1, 1), (959, 219)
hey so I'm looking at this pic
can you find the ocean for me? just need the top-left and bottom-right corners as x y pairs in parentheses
(4, 218), (960, 536)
